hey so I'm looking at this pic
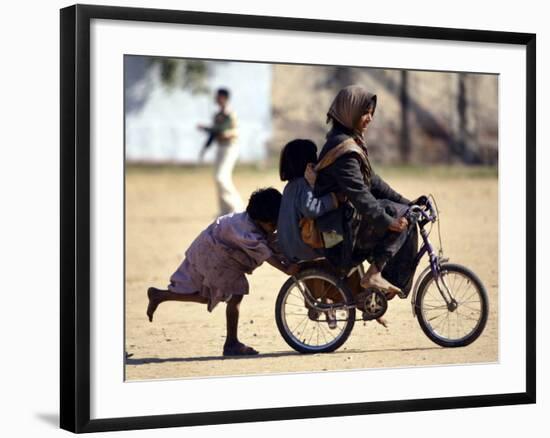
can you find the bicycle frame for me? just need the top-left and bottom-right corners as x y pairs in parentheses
(408, 222), (456, 317)
(291, 199), (457, 316)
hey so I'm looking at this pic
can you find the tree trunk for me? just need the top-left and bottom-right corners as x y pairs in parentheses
(456, 73), (480, 164)
(400, 70), (411, 163)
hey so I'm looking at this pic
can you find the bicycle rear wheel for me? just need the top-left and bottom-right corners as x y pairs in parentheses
(275, 269), (355, 354)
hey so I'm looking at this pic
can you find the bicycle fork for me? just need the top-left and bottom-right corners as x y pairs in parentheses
(431, 258), (458, 311)
(410, 228), (457, 316)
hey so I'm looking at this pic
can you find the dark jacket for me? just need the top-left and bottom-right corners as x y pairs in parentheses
(314, 124), (409, 236)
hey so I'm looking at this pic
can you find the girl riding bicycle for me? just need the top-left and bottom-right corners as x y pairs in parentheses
(314, 85), (419, 298)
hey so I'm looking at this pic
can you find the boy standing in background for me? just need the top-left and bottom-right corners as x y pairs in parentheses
(198, 88), (244, 215)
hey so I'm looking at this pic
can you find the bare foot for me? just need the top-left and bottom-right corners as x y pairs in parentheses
(376, 317), (389, 328)
(360, 273), (401, 298)
(146, 287), (163, 322)
(384, 290), (398, 301)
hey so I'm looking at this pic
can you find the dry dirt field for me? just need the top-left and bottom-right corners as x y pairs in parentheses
(125, 166), (498, 381)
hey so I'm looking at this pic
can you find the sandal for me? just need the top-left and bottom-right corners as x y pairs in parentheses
(223, 342), (259, 357)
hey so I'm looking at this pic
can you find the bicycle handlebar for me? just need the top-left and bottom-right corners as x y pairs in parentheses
(406, 196), (437, 224)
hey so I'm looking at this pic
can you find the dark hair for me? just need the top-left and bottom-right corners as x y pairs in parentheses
(216, 88), (230, 99)
(365, 95), (377, 116)
(246, 187), (282, 224)
(279, 139), (318, 181)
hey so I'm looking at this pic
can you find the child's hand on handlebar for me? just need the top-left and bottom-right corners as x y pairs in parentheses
(388, 217), (409, 232)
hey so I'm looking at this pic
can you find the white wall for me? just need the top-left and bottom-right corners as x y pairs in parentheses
(125, 58), (271, 163)
(0, 0), (546, 437)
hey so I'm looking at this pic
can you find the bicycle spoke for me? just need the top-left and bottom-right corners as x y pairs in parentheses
(460, 289), (480, 304)
(316, 322), (319, 346)
(319, 320), (338, 341)
(289, 289), (304, 302)
(423, 303), (448, 310)
(284, 302), (307, 308)
(455, 310), (481, 322)
(301, 317), (311, 343)
(290, 313), (309, 335)
(318, 321), (328, 345)
(308, 322), (317, 345)
(454, 276), (465, 296)
(458, 299), (481, 305)
(459, 303), (482, 313)
(428, 311), (448, 322)
(433, 311), (450, 332)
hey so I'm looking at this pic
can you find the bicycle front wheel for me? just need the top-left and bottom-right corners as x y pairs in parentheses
(415, 263), (489, 347)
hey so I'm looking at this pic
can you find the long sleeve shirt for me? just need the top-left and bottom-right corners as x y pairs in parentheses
(277, 177), (338, 262)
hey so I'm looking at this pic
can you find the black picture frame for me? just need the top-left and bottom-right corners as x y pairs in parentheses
(60, 3), (536, 433)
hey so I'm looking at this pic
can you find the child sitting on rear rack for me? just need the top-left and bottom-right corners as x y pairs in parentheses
(276, 139), (339, 263)
(146, 187), (298, 356)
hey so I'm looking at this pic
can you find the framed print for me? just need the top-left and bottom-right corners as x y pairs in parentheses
(60, 4), (536, 433)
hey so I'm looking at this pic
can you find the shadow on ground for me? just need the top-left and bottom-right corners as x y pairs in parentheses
(126, 346), (441, 365)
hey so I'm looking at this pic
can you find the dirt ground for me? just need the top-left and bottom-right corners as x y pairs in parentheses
(124, 166), (498, 381)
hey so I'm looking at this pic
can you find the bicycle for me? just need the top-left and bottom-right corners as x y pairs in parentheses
(275, 196), (489, 354)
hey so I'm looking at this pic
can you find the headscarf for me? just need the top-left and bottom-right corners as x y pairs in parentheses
(326, 85), (377, 142)
(326, 85), (377, 182)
